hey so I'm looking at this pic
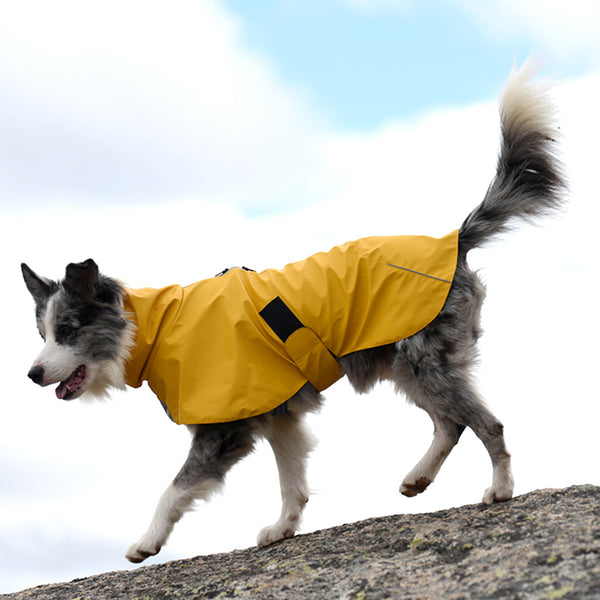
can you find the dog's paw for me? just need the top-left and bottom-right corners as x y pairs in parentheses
(400, 476), (432, 497)
(257, 523), (296, 547)
(482, 485), (513, 505)
(125, 540), (162, 564)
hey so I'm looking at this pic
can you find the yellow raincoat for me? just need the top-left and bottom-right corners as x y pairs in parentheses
(124, 231), (458, 424)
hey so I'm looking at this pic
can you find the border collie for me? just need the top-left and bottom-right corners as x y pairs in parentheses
(21, 62), (564, 563)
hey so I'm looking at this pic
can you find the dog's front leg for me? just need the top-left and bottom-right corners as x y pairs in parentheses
(257, 413), (315, 547)
(126, 422), (256, 563)
(125, 477), (221, 563)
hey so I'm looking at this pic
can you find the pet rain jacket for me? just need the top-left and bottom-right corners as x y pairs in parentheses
(123, 231), (459, 424)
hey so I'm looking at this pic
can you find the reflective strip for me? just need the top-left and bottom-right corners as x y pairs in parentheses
(386, 262), (453, 284)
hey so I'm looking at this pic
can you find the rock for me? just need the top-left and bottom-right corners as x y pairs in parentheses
(2, 485), (599, 600)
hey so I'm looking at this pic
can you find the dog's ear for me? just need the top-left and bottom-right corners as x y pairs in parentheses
(64, 259), (100, 301)
(21, 263), (57, 304)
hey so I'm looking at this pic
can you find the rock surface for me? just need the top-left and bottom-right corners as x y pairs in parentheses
(2, 485), (599, 600)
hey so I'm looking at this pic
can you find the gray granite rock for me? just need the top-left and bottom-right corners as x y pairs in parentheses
(3, 485), (599, 600)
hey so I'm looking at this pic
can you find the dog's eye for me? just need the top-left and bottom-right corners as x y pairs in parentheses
(57, 324), (76, 340)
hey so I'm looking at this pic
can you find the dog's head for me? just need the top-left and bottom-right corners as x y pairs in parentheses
(21, 259), (134, 400)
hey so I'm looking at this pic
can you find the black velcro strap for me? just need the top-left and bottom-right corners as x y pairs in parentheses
(260, 296), (303, 342)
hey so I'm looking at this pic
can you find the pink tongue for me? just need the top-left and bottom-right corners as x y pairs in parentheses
(56, 365), (87, 399)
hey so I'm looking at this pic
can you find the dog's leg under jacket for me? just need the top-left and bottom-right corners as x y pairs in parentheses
(126, 422), (256, 563)
(257, 412), (315, 546)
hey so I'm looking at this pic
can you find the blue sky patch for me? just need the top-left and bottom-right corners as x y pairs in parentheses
(224, 0), (537, 129)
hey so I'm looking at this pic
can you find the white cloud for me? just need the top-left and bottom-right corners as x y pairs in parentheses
(313, 101), (500, 239)
(454, 0), (600, 64)
(0, 0), (325, 212)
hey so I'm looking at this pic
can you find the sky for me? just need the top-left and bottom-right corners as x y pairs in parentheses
(1, 0), (599, 593)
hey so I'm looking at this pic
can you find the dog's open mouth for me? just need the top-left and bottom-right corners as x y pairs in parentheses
(56, 365), (87, 400)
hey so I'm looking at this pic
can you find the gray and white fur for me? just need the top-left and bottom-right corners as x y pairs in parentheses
(21, 62), (565, 563)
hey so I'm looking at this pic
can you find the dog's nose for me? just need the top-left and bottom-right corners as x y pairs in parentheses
(28, 365), (45, 386)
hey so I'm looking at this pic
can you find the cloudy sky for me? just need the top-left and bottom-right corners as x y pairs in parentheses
(1, 0), (599, 593)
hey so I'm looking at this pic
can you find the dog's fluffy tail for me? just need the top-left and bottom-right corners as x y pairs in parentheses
(459, 60), (566, 253)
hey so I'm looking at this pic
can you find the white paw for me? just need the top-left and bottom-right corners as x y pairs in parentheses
(400, 476), (432, 497)
(482, 484), (514, 505)
(257, 522), (296, 547)
(125, 538), (162, 564)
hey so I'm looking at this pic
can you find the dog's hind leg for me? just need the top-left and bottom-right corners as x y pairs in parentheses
(125, 421), (256, 563)
(395, 348), (513, 504)
(445, 386), (514, 505)
(256, 412), (315, 547)
(400, 415), (465, 497)
(391, 352), (464, 496)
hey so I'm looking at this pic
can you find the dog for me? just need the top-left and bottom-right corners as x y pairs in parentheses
(21, 62), (564, 563)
